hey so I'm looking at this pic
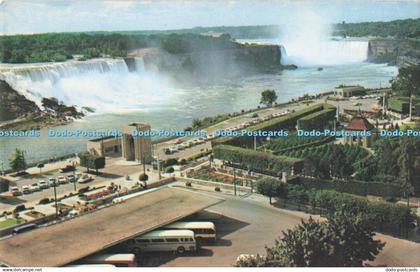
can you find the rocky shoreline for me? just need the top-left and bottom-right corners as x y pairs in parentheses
(0, 80), (84, 131)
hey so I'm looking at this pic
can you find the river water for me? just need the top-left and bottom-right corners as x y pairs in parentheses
(0, 39), (398, 168)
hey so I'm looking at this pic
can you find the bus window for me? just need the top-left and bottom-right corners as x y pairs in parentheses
(166, 238), (179, 242)
(151, 238), (164, 243)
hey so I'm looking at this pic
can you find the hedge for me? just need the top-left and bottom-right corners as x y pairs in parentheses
(213, 144), (304, 175)
(297, 107), (336, 130)
(285, 185), (415, 236)
(212, 103), (331, 148)
(288, 177), (403, 198)
(388, 96), (420, 114)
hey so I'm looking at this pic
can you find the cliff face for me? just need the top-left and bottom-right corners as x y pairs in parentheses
(368, 38), (420, 66)
(0, 80), (40, 121)
(128, 44), (282, 79)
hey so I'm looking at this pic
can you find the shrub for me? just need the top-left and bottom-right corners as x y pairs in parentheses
(186, 182), (192, 187)
(213, 145), (304, 175)
(13, 204), (26, 213)
(215, 187), (221, 192)
(165, 166), (175, 173)
(139, 173), (149, 181)
(38, 198), (51, 205)
(284, 184), (415, 236)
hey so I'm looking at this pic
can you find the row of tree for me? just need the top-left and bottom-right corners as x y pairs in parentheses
(257, 178), (415, 235)
(0, 32), (239, 63)
(333, 18), (420, 39)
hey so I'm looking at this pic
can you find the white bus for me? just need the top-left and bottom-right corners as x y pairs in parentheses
(79, 253), (137, 267)
(128, 230), (197, 254)
(163, 221), (217, 242)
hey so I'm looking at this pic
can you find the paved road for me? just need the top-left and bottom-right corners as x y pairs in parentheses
(136, 187), (420, 267)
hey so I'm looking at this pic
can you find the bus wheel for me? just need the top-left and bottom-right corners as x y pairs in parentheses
(132, 247), (141, 255)
(177, 246), (185, 254)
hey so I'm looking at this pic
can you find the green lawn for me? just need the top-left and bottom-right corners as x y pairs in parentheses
(0, 218), (23, 229)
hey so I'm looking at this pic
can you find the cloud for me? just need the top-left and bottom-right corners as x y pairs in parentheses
(0, 0), (419, 35)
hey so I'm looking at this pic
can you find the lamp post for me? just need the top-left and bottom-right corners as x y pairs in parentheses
(72, 161), (77, 191)
(233, 169), (237, 196)
(53, 180), (58, 219)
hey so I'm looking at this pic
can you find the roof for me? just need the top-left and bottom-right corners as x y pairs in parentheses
(344, 116), (374, 131)
(0, 187), (222, 267)
(82, 253), (135, 263)
(165, 221), (215, 229)
(141, 229), (195, 238)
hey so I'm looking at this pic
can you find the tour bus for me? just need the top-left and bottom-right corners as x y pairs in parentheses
(79, 253), (137, 267)
(162, 221), (217, 242)
(128, 230), (197, 254)
(12, 223), (38, 236)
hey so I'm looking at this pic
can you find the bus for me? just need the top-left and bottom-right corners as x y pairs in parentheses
(163, 221), (217, 242)
(12, 223), (38, 236)
(128, 230), (197, 254)
(79, 253), (137, 267)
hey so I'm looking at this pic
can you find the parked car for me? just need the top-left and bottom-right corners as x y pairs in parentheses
(175, 144), (185, 150)
(57, 176), (68, 184)
(38, 180), (49, 189)
(30, 183), (40, 192)
(67, 174), (77, 182)
(48, 178), (57, 187)
(22, 185), (31, 194)
(181, 142), (190, 149)
(78, 174), (94, 184)
(10, 186), (21, 196)
(59, 165), (76, 173)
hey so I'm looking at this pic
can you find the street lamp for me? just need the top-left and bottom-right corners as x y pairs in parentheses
(52, 180), (58, 219)
(233, 169), (237, 196)
(72, 161), (77, 191)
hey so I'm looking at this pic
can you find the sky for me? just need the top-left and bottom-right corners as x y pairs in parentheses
(0, 0), (419, 35)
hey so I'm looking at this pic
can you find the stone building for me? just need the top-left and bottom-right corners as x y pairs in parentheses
(87, 122), (152, 164)
(122, 122), (152, 163)
(342, 116), (375, 148)
(87, 136), (121, 157)
(333, 85), (366, 98)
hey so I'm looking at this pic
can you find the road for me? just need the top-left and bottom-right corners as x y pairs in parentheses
(135, 186), (420, 267)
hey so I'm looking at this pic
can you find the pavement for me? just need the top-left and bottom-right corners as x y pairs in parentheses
(137, 184), (420, 267)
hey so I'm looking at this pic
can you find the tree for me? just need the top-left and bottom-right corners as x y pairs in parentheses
(263, 214), (384, 267)
(9, 148), (26, 173)
(78, 152), (105, 174)
(260, 89), (278, 107)
(391, 64), (420, 97)
(192, 118), (202, 129)
(139, 173), (148, 182)
(257, 177), (285, 204)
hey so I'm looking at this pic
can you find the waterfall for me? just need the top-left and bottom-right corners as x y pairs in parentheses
(279, 45), (289, 65)
(134, 57), (146, 73)
(0, 58), (174, 112)
(280, 40), (369, 66)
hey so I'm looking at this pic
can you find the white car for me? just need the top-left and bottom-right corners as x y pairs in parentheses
(38, 180), (49, 189)
(57, 176), (68, 184)
(22, 185), (31, 194)
(168, 146), (178, 153)
(30, 184), (40, 192)
(10, 186), (21, 196)
(48, 178), (57, 187)
(176, 144), (185, 150)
